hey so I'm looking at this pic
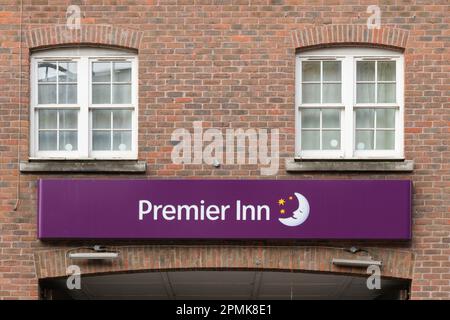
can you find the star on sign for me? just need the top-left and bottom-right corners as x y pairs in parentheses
(289, 196), (293, 200)
(278, 199), (286, 205)
(280, 209), (285, 214)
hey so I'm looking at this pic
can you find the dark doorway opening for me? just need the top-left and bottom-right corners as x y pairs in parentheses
(40, 270), (410, 300)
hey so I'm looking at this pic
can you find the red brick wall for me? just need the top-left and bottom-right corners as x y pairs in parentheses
(34, 246), (414, 280)
(0, 1), (448, 300)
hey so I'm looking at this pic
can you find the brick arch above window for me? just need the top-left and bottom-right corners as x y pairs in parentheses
(291, 25), (409, 51)
(26, 25), (143, 50)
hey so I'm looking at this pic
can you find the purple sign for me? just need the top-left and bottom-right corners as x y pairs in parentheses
(38, 179), (411, 240)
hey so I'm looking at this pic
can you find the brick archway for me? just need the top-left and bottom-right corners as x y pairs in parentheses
(26, 24), (143, 50)
(35, 246), (414, 280)
(291, 25), (409, 50)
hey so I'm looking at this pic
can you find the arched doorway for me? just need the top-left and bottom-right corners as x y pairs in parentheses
(35, 246), (413, 300)
(40, 269), (410, 300)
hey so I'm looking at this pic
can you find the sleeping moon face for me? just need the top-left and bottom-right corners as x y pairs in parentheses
(278, 192), (310, 227)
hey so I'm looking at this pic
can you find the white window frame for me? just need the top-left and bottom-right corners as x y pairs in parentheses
(295, 47), (404, 160)
(30, 47), (138, 160)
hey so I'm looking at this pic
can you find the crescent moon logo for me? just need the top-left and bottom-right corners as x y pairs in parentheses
(278, 193), (310, 227)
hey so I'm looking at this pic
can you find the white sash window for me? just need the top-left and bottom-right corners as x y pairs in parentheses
(296, 47), (404, 159)
(30, 48), (138, 159)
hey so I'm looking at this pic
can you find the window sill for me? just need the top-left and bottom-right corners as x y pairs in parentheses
(20, 160), (147, 173)
(285, 159), (414, 172)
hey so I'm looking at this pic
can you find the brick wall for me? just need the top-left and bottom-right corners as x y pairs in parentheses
(0, 1), (448, 299)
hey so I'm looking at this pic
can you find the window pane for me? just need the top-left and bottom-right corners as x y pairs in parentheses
(376, 109), (395, 128)
(59, 110), (77, 129)
(112, 84), (131, 104)
(38, 110), (57, 129)
(301, 130), (320, 150)
(323, 83), (341, 103)
(93, 130), (111, 150)
(356, 83), (375, 103)
(92, 84), (111, 104)
(113, 62), (131, 82)
(355, 109), (374, 128)
(322, 130), (340, 150)
(58, 62), (77, 82)
(302, 62), (320, 81)
(38, 131), (57, 151)
(323, 61), (341, 81)
(59, 131), (78, 151)
(377, 83), (396, 103)
(301, 109), (320, 128)
(355, 130), (374, 150)
(92, 110), (111, 129)
(58, 84), (77, 104)
(38, 84), (57, 104)
(377, 61), (396, 81)
(113, 110), (132, 129)
(92, 62), (111, 82)
(113, 131), (132, 151)
(376, 130), (395, 150)
(302, 83), (320, 103)
(357, 61), (375, 81)
(38, 62), (57, 82)
(322, 109), (340, 128)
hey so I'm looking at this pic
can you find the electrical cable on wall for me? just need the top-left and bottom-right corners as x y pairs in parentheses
(13, 0), (23, 211)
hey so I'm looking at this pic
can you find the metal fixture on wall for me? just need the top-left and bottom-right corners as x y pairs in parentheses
(67, 246), (119, 260)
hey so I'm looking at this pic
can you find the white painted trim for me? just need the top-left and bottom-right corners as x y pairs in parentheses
(30, 48), (138, 160)
(295, 48), (404, 160)
(299, 47), (403, 56)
